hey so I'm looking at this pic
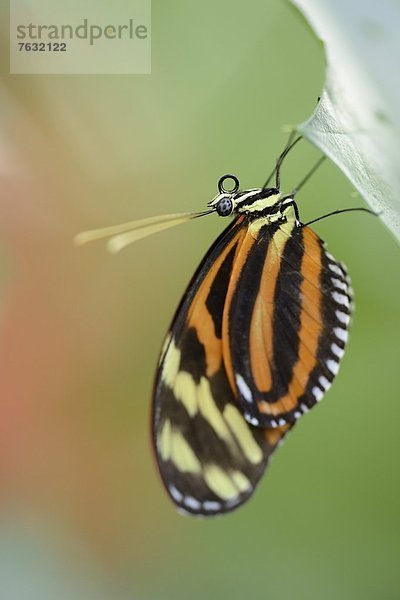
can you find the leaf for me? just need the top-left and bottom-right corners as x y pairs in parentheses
(290, 0), (400, 241)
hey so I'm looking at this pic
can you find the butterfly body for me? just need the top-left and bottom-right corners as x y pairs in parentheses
(152, 180), (352, 516)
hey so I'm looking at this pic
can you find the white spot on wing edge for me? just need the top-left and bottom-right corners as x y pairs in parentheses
(244, 412), (259, 427)
(203, 500), (222, 512)
(168, 485), (183, 503)
(336, 310), (350, 326)
(332, 291), (350, 308)
(319, 375), (331, 391)
(326, 359), (340, 376)
(331, 342), (345, 359)
(334, 326), (349, 343)
(235, 374), (253, 404)
(331, 277), (347, 291)
(312, 386), (324, 402)
(183, 496), (201, 510)
(328, 262), (343, 277)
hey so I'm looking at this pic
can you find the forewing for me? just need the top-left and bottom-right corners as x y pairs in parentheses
(223, 221), (352, 428)
(152, 217), (291, 516)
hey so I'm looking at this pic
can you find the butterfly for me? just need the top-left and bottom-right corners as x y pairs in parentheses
(75, 133), (375, 517)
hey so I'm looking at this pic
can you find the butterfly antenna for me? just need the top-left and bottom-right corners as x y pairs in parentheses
(302, 207), (380, 228)
(263, 130), (302, 190)
(291, 155), (326, 196)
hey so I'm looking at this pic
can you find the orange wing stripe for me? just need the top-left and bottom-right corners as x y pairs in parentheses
(187, 224), (245, 377)
(249, 240), (282, 392)
(222, 231), (257, 393)
(259, 227), (323, 416)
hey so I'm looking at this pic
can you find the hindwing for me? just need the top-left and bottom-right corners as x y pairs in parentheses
(223, 220), (352, 428)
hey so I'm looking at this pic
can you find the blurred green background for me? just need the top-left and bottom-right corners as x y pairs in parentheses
(0, 1), (399, 599)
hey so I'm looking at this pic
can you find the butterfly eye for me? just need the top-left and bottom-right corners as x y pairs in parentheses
(216, 197), (234, 217)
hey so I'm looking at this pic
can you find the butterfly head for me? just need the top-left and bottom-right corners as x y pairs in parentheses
(207, 174), (240, 217)
(209, 174), (285, 220)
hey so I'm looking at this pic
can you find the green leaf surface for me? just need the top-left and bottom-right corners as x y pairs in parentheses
(291, 0), (400, 240)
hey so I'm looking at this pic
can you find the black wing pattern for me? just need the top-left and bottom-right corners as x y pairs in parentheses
(222, 222), (352, 428)
(152, 217), (292, 516)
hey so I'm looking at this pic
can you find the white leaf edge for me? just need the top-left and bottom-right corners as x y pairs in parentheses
(291, 0), (400, 241)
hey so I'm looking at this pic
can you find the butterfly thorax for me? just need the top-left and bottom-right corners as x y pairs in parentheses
(247, 201), (298, 246)
(234, 187), (281, 215)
